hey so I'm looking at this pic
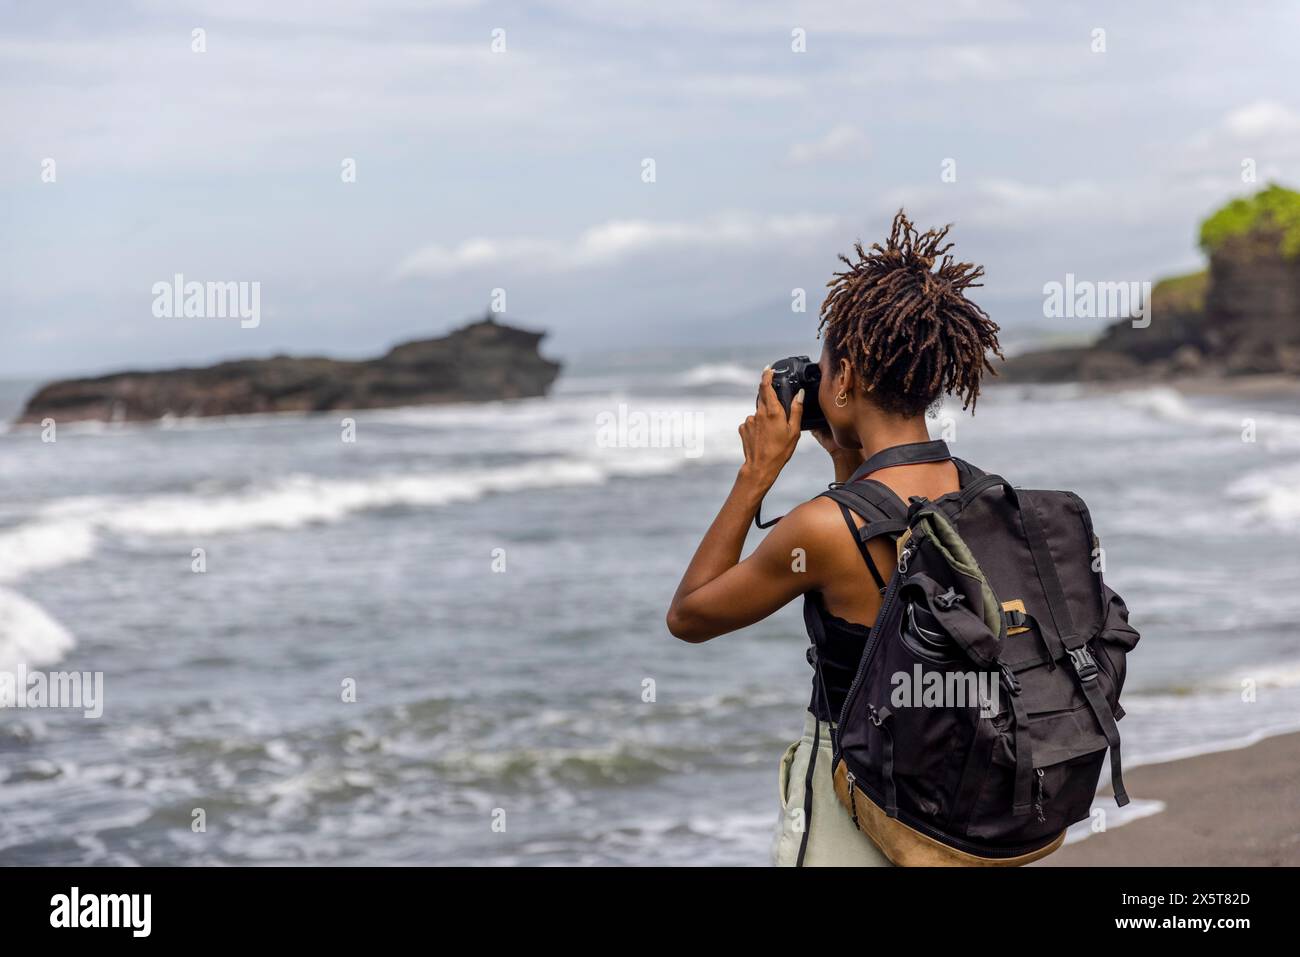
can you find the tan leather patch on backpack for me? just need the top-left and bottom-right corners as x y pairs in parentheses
(1002, 598), (1030, 635)
(833, 760), (1064, 867)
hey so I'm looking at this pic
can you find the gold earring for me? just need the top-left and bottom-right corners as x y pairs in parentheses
(835, 391), (848, 408)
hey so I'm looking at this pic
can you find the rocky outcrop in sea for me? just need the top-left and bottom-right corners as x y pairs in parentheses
(17, 315), (562, 424)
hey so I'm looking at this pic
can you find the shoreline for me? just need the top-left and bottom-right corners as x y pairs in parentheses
(991, 370), (1300, 403)
(1039, 729), (1300, 866)
(1155, 372), (1300, 400)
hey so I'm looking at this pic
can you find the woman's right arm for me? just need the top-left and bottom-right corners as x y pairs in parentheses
(664, 497), (841, 643)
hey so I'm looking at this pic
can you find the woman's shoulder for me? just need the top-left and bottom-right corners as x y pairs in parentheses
(770, 494), (847, 543)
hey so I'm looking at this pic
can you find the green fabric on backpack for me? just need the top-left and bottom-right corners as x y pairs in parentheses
(914, 508), (1002, 638)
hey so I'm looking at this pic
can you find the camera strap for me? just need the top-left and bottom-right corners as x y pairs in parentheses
(847, 439), (951, 482)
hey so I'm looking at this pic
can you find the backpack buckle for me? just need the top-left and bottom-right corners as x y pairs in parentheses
(997, 661), (1022, 696)
(1068, 646), (1099, 682)
(934, 587), (963, 611)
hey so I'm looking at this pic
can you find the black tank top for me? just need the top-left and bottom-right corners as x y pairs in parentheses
(805, 591), (874, 722)
(805, 501), (888, 723)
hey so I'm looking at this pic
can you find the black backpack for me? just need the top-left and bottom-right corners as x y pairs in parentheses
(804, 440), (1139, 865)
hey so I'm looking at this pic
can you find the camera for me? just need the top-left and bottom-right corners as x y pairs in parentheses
(769, 355), (827, 431)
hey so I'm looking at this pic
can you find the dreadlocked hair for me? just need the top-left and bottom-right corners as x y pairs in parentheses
(817, 210), (1003, 415)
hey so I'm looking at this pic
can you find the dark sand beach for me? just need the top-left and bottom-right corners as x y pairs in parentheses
(1042, 732), (1300, 866)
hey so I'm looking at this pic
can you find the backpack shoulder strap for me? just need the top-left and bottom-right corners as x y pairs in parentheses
(830, 502), (887, 590)
(821, 482), (907, 538)
(822, 479), (905, 521)
(951, 456), (986, 485)
(820, 481), (909, 592)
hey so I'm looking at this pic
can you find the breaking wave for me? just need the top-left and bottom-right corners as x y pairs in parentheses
(0, 587), (76, 671)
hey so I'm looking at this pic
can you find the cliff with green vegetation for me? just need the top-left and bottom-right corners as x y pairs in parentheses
(1002, 183), (1300, 382)
(1199, 182), (1300, 258)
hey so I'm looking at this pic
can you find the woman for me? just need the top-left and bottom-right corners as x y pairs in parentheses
(665, 211), (1004, 866)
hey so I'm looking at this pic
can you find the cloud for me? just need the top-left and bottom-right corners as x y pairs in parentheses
(5, 1), (1300, 375)
(133, 0), (484, 27)
(393, 212), (841, 278)
(785, 125), (871, 166)
(541, 0), (1031, 38)
(1177, 100), (1300, 185)
(1223, 100), (1300, 138)
(0, 29), (582, 179)
(875, 178), (1120, 234)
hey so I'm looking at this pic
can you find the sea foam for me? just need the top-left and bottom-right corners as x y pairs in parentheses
(0, 587), (76, 670)
(0, 454), (693, 581)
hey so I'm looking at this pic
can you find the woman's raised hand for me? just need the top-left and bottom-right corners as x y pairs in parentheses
(738, 368), (803, 488)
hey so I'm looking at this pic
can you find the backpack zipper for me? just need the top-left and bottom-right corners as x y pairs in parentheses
(844, 769), (860, 829)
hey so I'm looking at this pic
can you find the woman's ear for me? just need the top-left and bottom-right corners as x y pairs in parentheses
(836, 358), (854, 395)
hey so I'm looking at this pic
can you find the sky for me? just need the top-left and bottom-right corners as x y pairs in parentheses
(2, 0), (1299, 377)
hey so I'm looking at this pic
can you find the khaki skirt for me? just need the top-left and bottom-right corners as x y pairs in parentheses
(772, 711), (893, 867)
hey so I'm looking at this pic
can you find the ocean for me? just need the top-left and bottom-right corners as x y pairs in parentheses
(1, 354), (1299, 865)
